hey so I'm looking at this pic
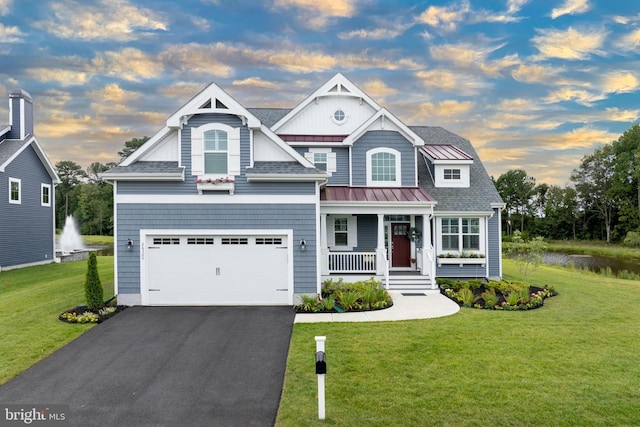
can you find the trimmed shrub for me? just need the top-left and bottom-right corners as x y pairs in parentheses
(85, 253), (104, 310)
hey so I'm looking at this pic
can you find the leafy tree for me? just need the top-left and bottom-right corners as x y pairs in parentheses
(495, 169), (536, 234)
(85, 253), (103, 310)
(610, 124), (640, 237)
(55, 160), (87, 228)
(543, 185), (579, 239)
(77, 183), (113, 235)
(118, 136), (149, 160)
(571, 145), (617, 242)
(86, 162), (116, 184)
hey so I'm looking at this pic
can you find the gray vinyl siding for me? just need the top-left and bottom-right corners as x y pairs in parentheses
(116, 203), (317, 295)
(0, 146), (54, 268)
(117, 180), (316, 195)
(355, 215), (377, 251)
(294, 146), (350, 185)
(351, 131), (416, 186)
(488, 208), (501, 278)
(436, 264), (487, 279)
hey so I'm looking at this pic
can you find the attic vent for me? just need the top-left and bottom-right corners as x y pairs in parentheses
(329, 84), (339, 92)
(200, 99), (212, 109)
(215, 99), (228, 109)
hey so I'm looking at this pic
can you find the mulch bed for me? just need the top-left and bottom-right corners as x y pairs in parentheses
(59, 305), (128, 324)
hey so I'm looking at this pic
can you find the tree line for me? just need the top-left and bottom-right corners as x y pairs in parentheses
(54, 137), (148, 235)
(494, 124), (640, 244)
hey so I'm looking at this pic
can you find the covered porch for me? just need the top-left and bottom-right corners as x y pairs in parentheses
(319, 187), (438, 290)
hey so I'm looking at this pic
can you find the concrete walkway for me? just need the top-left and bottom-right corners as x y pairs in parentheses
(294, 290), (460, 323)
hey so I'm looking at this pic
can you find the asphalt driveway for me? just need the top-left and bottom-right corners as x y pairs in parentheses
(0, 306), (296, 426)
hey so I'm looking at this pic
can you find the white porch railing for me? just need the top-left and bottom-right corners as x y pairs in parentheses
(328, 252), (377, 273)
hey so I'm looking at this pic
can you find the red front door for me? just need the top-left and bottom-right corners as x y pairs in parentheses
(391, 223), (411, 268)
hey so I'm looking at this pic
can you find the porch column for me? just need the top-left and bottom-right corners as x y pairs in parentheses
(320, 213), (329, 275)
(376, 214), (386, 275)
(423, 213), (437, 288)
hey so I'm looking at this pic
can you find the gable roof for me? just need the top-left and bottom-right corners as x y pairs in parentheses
(413, 126), (502, 212)
(121, 83), (314, 170)
(343, 108), (424, 147)
(271, 73), (382, 132)
(0, 136), (60, 183)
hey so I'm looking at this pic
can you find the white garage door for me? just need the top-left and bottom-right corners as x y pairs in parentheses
(144, 234), (290, 305)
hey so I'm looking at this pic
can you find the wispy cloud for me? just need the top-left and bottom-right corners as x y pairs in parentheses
(338, 27), (404, 40)
(416, 69), (489, 96)
(273, 0), (357, 30)
(614, 28), (640, 52)
(551, 0), (590, 19)
(232, 77), (280, 89)
(0, 0), (11, 15)
(92, 48), (164, 82)
(34, 0), (168, 41)
(511, 63), (563, 83)
(26, 68), (90, 86)
(531, 26), (606, 60)
(417, 0), (470, 32)
(429, 42), (520, 77)
(361, 79), (398, 99)
(0, 23), (23, 43)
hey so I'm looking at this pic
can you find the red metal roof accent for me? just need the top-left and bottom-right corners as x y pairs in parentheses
(321, 186), (435, 203)
(420, 144), (473, 161)
(279, 134), (348, 142)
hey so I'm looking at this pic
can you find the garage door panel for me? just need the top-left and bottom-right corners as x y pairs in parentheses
(145, 234), (290, 305)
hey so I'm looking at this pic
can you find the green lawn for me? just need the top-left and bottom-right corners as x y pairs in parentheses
(0, 256), (114, 385)
(276, 260), (640, 426)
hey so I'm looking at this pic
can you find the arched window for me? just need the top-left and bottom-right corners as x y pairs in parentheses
(203, 130), (228, 174)
(367, 148), (401, 186)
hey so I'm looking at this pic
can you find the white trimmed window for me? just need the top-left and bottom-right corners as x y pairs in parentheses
(191, 123), (240, 177)
(438, 217), (484, 255)
(9, 178), (20, 204)
(204, 130), (228, 174)
(444, 168), (461, 180)
(327, 215), (358, 250)
(41, 183), (51, 207)
(366, 148), (401, 186)
(304, 148), (336, 175)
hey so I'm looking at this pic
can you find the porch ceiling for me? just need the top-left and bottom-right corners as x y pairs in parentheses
(321, 186), (435, 203)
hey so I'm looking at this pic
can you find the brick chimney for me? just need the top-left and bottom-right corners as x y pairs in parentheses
(8, 89), (33, 140)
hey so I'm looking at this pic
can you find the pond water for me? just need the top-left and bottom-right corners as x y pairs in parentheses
(543, 251), (640, 276)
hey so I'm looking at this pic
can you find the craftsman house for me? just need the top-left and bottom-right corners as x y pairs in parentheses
(0, 89), (59, 271)
(103, 73), (504, 305)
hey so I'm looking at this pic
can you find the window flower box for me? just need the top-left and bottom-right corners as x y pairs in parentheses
(195, 177), (235, 195)
(437, 257), (486, 267)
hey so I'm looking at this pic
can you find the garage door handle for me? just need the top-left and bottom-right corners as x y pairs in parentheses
(149, 289), (160, 291)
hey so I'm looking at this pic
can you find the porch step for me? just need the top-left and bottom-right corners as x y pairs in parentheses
(386, 274), (435, 291)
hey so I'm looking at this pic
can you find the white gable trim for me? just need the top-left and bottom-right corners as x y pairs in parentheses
(120, 127), (172, 166)
(0, 136), (60, 184)
(343, 108), (424, 147)
(271, 73), (382, 133)
(166, 82), (260, 129)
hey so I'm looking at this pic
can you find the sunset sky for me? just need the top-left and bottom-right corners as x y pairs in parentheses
(1, 0), (639, 185)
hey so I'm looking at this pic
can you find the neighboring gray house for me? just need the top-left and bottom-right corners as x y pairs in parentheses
(103, 73), (504, 306)
(0, 89), (60, 271)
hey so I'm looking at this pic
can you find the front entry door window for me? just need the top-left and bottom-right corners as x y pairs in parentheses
(391, 223), (411, 268)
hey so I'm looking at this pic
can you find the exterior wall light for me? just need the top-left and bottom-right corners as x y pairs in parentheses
(300, 239), (306, 252)
(126, 239), (134, 250)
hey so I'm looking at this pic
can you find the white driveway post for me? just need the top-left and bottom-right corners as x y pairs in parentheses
(315, 336), (326, 420)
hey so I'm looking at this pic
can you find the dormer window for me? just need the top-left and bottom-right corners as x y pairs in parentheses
(367, 148), (401, 186)
(204, 130), (228, 174)
(444, 168), (461, 180)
